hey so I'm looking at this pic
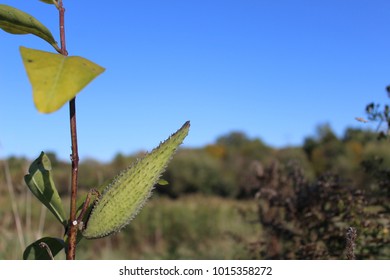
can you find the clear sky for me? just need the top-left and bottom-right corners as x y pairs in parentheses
(1, 0), (390, 162)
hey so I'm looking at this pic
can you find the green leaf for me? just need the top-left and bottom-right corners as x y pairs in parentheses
(24, 152), (67, 228)
(23, 237), (65, 260)
(157, 179), (169, 186)
(20, 46), (105, 113)
(0, 4), (60, 52)
(82, 121), (190, 239)
(39, 0), (57, 5)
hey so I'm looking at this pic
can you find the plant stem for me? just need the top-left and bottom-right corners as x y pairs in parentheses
(57, 0), (78, 260)
(68, 98), (79, 260)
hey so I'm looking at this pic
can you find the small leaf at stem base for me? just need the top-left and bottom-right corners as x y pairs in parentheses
(23, 237), (65, 260)
(24, 152), (67, 228)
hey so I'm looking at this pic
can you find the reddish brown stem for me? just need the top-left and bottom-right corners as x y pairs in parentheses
(58, 0), (78, 260)
(76, 189), (100, 226)
(67, 98), (79, 260)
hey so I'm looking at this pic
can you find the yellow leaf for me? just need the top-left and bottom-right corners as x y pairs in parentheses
(20, 46), (105, 113)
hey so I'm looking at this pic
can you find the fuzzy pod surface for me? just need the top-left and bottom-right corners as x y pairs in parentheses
(82, 121), (190, 239)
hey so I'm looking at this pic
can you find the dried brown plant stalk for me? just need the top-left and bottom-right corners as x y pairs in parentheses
(345, 227), (357, 260)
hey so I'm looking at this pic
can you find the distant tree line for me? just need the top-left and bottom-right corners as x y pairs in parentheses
(1, 124), (389, 200)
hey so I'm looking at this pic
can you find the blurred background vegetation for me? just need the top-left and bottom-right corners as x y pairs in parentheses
(1, 111), (389, 259)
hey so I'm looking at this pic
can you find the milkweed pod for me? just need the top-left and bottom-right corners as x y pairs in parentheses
(82, 121), (190, 239)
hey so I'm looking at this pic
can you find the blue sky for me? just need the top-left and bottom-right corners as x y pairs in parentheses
(1, 0), (390, 162)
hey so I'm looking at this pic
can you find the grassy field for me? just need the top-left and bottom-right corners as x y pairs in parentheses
(0, 193), (261, 260)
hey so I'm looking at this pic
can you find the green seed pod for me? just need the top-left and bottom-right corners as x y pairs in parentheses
(82, 121), (190, 239)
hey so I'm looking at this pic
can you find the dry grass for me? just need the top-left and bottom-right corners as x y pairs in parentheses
(0, 193), (260, 260)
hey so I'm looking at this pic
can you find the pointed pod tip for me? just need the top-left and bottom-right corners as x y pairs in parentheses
(183, 120), (190, 128)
